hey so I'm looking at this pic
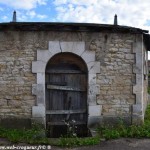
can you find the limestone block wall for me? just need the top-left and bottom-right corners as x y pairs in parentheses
(89, 33), (136, 125)
(0, 31), (36, 118)
(0, 30), (148, 127)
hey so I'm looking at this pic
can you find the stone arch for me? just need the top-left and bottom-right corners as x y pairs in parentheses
(32, 41), (100, 134)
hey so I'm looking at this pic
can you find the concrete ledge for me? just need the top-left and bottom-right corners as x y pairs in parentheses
(0, 118), (31, 129)
(133, 64), (142, 74)
(61, 42), (85, 55)
(90, 84), (100, 95)
(81, 51), (95, 63)
(0, 118), (46, 130)
(132, 114), (144, 125)
(32, 84), (45, 105)
(135, 53), (143, 67)
(32, 61), (46, 73)
(134, 93), (142, 104)
(132, 36), (142, 53)
(89, 105), (102, 116)
(88, 84), (100, 105)
(31, 117), (45, 128)
(88, 115), (131, 136)
(88, 116), (102, 129)
(37, 50), (52, 63)
(135, 74), (143, 85)
(37, 73), (45, 84)
(132, 35), (144, 125)
(32, 105), (45, 118)
(36, 84), (45, 105)
(133, 85), (142, 94)
(132, 104), (142, 114)
(49, 41), (61, 54)
(87, 62), (100, 73)
(103, 116), (132, 126)
(32, 84), (37, 95)
(88, 94), (97, 105)
(88, 74), (97, 84)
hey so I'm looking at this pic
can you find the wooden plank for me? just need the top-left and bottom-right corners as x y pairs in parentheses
(47, 85), (86, 91)
(46, 109), (86, 115)
(45, 53), (88, 137)
(47, 121), (86, 125)
(48, 81), (67, 86)
(46, 69), (83, 74)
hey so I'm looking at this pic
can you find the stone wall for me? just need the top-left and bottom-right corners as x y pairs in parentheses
(89, 33), (136, 125)
(0, 31), (148, 128)
(0, 31), (36, 119)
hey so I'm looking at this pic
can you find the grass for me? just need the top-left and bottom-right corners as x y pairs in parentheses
(97, 105), (150, 140)
(58, 136), (100, 147)
(0, 125), (49, 144)
(0, 123), (100, 147)
(1, 105), (150, 147)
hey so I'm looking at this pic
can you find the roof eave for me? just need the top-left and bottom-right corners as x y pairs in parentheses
(0, 22), (147, 34)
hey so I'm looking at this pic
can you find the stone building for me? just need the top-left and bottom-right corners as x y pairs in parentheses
(0, 19), (149, 136)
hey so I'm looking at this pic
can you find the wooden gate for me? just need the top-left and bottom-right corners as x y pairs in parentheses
(45, 53), (88, 137)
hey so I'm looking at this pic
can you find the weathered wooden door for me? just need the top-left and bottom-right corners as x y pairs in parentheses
(45, 53), (88, 137)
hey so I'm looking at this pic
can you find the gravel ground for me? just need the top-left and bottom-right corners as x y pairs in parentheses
(1, 138), (150, 150)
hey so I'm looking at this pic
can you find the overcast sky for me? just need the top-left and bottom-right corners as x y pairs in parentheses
(0, 0), (150, 57)
(0, 0), (150, 29)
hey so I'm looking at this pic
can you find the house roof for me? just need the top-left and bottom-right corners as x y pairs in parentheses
(0, 22), (150, 50)
(0, 22), (148, 33)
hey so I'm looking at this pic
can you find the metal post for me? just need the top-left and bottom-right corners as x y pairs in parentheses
(114, 14), (118, 25)
(12, 11), (17, 22)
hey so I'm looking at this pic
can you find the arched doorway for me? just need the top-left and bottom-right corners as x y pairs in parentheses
(45, 52), (88, 137)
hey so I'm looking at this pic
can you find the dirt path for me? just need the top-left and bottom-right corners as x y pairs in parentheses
(1, 138), (150, 150)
